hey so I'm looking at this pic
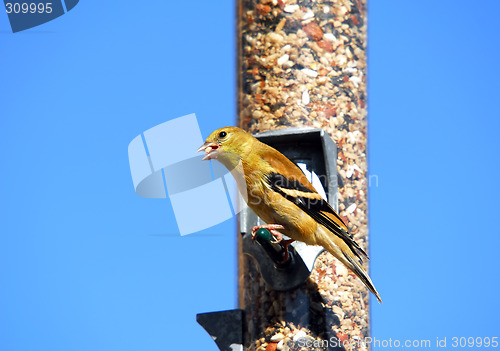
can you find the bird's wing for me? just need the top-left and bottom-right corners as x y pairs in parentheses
(261, 149), (368, 261)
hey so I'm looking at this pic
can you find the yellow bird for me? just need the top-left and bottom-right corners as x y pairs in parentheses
(197, 127), (382, 303)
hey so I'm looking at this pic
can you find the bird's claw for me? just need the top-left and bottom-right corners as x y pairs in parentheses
(269, 230), (283, 243)
(251, 224), (285, 243)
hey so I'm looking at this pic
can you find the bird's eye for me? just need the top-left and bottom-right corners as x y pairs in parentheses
(219, 131), (227, 138)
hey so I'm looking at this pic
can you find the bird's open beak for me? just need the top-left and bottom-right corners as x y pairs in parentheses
(197, 141), (220, 161)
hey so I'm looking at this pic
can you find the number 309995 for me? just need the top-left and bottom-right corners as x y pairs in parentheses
(5, 3), (53, 14)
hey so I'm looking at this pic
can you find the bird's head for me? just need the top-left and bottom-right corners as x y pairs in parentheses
(197, 127), (253, 162)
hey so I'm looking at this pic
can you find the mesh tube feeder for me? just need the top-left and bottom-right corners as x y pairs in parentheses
(237, 0), (371, 350)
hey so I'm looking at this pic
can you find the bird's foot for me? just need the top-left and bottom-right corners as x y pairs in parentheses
(251, 224), (285, 243)
(251, 224), (295, 264)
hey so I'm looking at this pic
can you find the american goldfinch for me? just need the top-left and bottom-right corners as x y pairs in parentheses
(197, 127), (382, 303)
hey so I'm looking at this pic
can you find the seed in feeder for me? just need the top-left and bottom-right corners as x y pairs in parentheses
(293, 330), (307, 342)
(302, 90), (310, 105)
(284, 4), (299, 13)
(256, 4), (271, 15)
(276, 18), (286, 32)
(271, 333), (285, 342)
(318, 40), (334, 52)
(277, 54), (289, 66)
(303, 21), (323, 41)
(346, 203), (357, 213)
(350, 76), (361, 87)
(267, 32), (284, 43)
(324, 33), (336, 42)
(301, 68), (318, 77)
(302, 10), (314, 20)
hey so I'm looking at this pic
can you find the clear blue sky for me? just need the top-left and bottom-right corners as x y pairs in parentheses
(1, 1), (499, 350)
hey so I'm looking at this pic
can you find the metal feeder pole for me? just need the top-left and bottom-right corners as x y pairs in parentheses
(237, 0), (371, 350)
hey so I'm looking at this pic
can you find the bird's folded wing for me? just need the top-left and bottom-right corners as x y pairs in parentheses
(258, 144), (368, 261)
(265, 170), (368, 262)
